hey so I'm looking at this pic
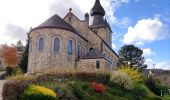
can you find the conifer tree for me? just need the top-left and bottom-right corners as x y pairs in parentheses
(19, 33), (30, 73)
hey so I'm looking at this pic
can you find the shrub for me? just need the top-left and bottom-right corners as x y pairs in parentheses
(91, 82), (105, 93)
(146, 76), (169, 96)
(134, 83), (162, 100)
(11, 67), (23, 76)
(2, 75), (34, 100)
(3, 68), (110, 99)
(163, 94), (170, 100)
(20, 85), (56, 100)
(110, 71), (134, 90)
(118, 65), (142, 83)
(36, 68), (110, 83)
(153, 82), (169, 96)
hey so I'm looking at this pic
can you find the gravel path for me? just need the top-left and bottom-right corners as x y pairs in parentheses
(0, 80), (5, 100)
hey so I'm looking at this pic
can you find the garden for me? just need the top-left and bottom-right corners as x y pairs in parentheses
(2, 66), (170, 100)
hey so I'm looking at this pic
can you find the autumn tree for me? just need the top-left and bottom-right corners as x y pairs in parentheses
(2, 46), (19, 75)
(118, 45), (147, 69)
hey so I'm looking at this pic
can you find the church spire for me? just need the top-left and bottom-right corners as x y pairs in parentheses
(90, 0), (106, 27)
(90, 0), (105, 16)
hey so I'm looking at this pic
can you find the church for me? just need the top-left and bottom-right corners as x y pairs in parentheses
(27, 0), (119, 73)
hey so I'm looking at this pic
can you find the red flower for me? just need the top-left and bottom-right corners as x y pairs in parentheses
(91, 82), (105, 93)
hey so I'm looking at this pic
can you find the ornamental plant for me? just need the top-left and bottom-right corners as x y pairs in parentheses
(91, 81), (105, 93)
(21, 84), (57, 100)
(118, 65), (142, 83)
(110, 71), (134, 90)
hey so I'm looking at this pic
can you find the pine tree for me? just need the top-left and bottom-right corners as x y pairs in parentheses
(118, 45), (147, 69)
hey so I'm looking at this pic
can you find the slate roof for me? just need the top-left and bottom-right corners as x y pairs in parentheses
(33, 14), (77, 33)
(81, 49), (105, 59)
(90, 0), (105, 16)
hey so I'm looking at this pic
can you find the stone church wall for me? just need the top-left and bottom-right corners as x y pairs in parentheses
(64, 13), (89, 40)
(77, 58), (107, 70)
(28, 28), (87, 73)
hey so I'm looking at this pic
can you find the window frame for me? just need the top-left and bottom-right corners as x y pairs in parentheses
(67, 38), (74, 54)
(37, 36), (45, 51)
(96, 61), (100, 69)
(52, 36), (62, 52)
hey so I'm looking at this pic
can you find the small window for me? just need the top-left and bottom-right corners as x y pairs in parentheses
(69, 17), (71, 21)
(67, 39), (73, 54)
(38, 36), (44, 51)
(89, 48), (93, 51)
(96, 61), (100, 69)
(53, 37), (60, 52)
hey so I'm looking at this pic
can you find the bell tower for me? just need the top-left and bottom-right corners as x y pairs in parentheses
(90, 0), (112, 47)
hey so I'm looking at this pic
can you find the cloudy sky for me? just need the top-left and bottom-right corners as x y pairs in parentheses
(0, 0), (170, 69)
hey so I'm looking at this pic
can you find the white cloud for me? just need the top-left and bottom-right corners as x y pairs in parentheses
(0, 0), (130, 45)
(155, 61), (170, 70)
(104, 0), (130, 28)
(123, 17), (168, 45)
(112, 43), (116, 50)
(145, 58), (170, 70)
(143, 48), (155, 57)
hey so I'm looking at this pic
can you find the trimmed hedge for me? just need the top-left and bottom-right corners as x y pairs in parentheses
(2, 75), (35, 100)
(2, 69), (110, 100)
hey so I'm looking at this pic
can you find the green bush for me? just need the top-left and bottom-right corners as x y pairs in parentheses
(110, 71), (134, 90)
(146, 77), (169, 97)
(153, 83), (169, 97)
(134, 83), (162, 100)
(163, 94), (170, 100)
(20, 85), (56, 100)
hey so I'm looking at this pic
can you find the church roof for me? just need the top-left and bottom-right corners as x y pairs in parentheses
(90, 0), (105, 16)
(34, 14), (77, 33)
(81, 49), (105, 59)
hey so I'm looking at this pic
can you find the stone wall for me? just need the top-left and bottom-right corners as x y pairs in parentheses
(28, 28), (88, 73)
(91, 27), (112, 47)
(64, 12), (118, 69)
(77, 58), (110, 70)
(64, 12), (89, 40)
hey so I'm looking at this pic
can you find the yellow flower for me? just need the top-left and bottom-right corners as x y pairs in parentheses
(118, 65), (142, 83)
(29, 85), (56, 97)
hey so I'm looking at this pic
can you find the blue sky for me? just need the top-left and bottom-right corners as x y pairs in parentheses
(0, 0), (169, 69)
(110, 0), (170, 69)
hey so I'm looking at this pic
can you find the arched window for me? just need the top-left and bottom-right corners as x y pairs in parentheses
(53, 36), (60, 52)
(38, 36), (44, 51)
(67, 39), (73, 54)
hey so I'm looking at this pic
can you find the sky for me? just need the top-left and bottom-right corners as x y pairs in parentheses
(0, 0), (169, 69)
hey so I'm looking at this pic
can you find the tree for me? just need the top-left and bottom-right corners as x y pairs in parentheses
(16, 40), (24, 52)
(19, 33), (30, 73)
(2, 46), (19, 75)
(118, 45), (147, 69)
(2, 46), (19, 67)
